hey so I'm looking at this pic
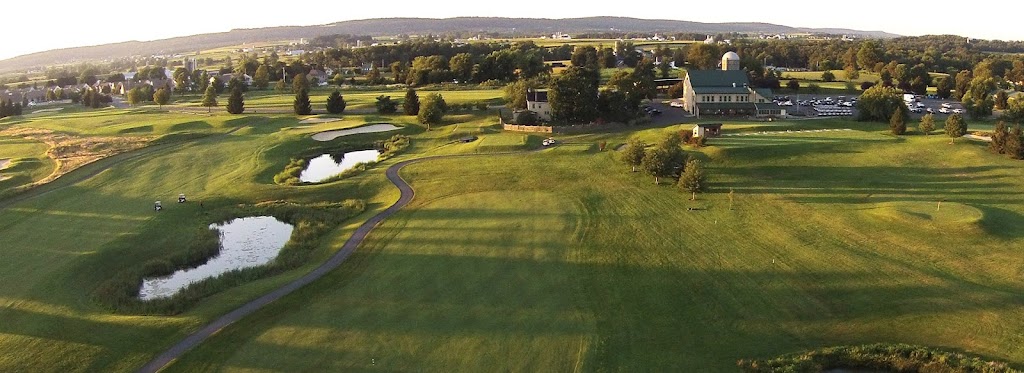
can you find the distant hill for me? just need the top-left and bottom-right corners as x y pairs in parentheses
(0, 17), (900, 73)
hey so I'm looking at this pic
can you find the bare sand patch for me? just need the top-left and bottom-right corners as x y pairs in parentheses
(312, 124), (400, 142)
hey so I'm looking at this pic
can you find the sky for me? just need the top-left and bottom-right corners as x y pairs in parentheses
(3, 0), (1021, 61)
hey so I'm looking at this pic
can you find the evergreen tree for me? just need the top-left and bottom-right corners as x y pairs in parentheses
(81, 89), (93, 107)
(990, 121), (1009, 154)
(275, 79), (287, 92)
(153, 88), (170, 108)
(621, 138), (646, 172)
(253, 65), (270, 90)
(889, 108), (907, 135)
(375, 95), (397, 114)
(403, 88), (420, 115)
(293, 88), (312, 115)
(0, 100), (8, 118)
(944, 113), (967, 144)
(226, 86), (245, 114)
(919, 113), (935, 135)
(13, 103), (22, 116)
(200, 84), (218, 113)
(325, 90), (346, 114)
(1006, 124), (1024, 160)
(292, 73), (309, 94)
(678, 159), (708, 200)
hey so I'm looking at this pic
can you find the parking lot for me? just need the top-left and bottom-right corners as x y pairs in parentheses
(778, 93), (965, 119)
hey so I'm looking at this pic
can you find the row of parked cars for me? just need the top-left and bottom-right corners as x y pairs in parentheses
(796, 96), (857, 107)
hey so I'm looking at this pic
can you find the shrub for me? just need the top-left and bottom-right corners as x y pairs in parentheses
(821, 71), (836, 82)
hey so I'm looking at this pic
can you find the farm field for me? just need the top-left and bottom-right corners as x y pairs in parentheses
(2, 101), (1024, 372)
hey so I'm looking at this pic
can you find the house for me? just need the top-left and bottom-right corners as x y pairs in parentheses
(525, 89), (552, 121)
(681, 52), (785, 118)
(307, 69), (329, 85)
(693, 123), (723, 138)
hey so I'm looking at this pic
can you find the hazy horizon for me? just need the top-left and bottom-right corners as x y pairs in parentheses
(4, 0), (1022, 61)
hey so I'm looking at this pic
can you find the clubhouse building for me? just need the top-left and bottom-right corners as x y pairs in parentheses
(682, 52), (786, 118)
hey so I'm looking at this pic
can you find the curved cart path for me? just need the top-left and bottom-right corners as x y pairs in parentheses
(137, 150), (530, 372)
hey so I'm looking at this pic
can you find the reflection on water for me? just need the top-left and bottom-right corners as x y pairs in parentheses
(139, 216), (294, 300)
(298, 149), (380, 183)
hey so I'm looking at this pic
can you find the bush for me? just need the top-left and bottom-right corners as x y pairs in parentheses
(737, 343), (1019, 373)
(821, 71), (836, 82)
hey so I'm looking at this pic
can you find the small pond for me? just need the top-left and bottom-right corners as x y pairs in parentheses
(298, 149), (380, 183)
(311, 124), (401, 141)
(138, 216), (294, 300)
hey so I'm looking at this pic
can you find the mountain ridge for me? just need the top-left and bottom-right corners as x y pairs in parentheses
(0, 16), (899, 74)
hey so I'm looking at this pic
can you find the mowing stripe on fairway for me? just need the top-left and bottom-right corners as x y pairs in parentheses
(137, 148), (542, 373)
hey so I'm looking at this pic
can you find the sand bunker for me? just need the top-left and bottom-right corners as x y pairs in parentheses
(31, 107), (64, 114)
(312, 124), (401, 141)
(0, 159), (9, 170)
(299, 117), (343, 125)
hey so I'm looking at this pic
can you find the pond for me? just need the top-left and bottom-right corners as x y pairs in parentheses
(298, 149), (380, 183)
(311, 123), (401, 141)
(138, 216), (294, 300)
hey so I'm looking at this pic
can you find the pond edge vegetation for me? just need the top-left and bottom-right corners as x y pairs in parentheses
(273, 134), (410, 185)
(93, 200), (365, 315)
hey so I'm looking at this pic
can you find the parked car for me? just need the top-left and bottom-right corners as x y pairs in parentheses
(670, 101), (685, 108)
(915, 102), (925, 108)
(939, 107), (950, 114)
(941, 103), (952, 109)
(910, 107), (923, 113)
(952, 108), (965, 114)
(926, 108), (934, 114)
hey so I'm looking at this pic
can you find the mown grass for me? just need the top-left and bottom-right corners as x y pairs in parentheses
(170, 87), (505, 112)
(166, 120), (1024, 371)
(3, 106), (1024, 372)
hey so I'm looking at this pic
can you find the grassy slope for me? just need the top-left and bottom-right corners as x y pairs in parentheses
(172, 88), (505, 111)
(0, 110), (428, 371)
(166, 122), (1024, 371)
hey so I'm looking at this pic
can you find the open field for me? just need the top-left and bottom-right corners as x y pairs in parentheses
(2, 105), (1024, 372)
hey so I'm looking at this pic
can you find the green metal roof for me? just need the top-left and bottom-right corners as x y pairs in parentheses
(685, 70), (751, 87)
(753, 88), (774, 99)
(694, 102), (757, 110)
(692, 86), (751, 94)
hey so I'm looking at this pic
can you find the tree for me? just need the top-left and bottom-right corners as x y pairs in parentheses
(503, 79), (536, 110)
(403, 88), (420, 115)
(153, 87), (170, 108)
(856, 85), (905, 122)
(856, 41), (883, 71)
(994, 90), (1009, 110)
(293, 88), (312, 115)
(990, 121), (1009, 154)
(935, 76), (953, 99)
(621, 138), (646, 172)
(375, 95), (397, 114)
(954, 70), (972, 101)
(1004, 97), (1024, 124)
(944, 113), (967, 144)
(668, 82), (684, 99)
(678, 159), (707, 200)
(253, 65), (270, 90)
(640, 147), (673, 185)
(127, 87), (144, 107)
(687, 43), (720, 70)
(211, 77), (225, 94)
(200, 84), (218, 112)
(275, 79), (287, 92)
(226, 86), (244, 114)
(449, 53), (473, 83)
(919, 113), (935, 135)
(1006, 124), (1024, 159)
(417, 93), (447, 130)
(843, 66), (860, 81)
(889, 107), (907, 135)
(326, 90), (346, 114)
(786, 79), (800, 91)
(292, 73), (309, 93)
(821, 71), (836, 82)
(549, 66), (599, 124)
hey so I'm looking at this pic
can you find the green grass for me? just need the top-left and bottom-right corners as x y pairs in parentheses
(168, 121), (1024, 371)
(3, 106), (1024, 371)
(171, 88), (505, 112)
